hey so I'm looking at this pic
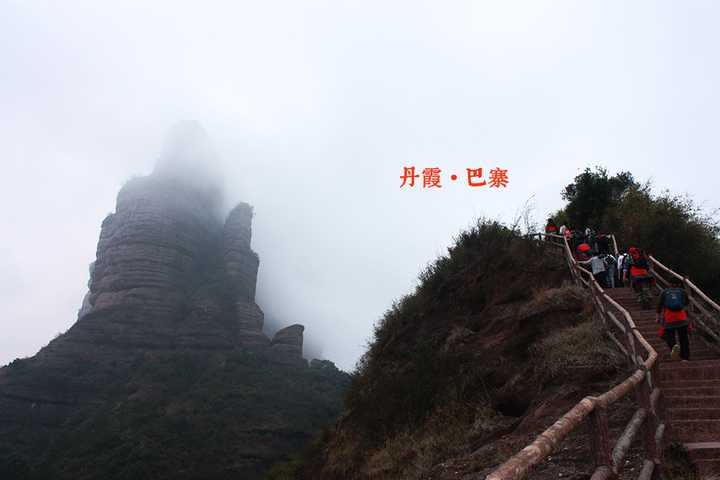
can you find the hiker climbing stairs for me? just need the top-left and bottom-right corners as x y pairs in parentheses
(607, 286), (720, 477)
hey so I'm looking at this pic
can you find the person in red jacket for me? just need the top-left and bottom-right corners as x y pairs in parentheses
(623, 247), (650, 287)
(657, 277), (691, 361)
(545, 218), (558, 235)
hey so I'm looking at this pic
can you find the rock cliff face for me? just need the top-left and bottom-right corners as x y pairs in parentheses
(272, 324), (305, 362)
(0, 125), (348, 480)
(50, 130), (294, 356)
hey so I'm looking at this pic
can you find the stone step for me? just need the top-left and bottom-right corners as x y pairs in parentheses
(646, 350), (719, 361)
(655, 350), (719, 359)
(663, 370), (720, 382)
(661, 359), (720, 369)
(639, 327), (701, 334)
(672, 420), (720, 442)
(686, 442), (720, 461)
(607, 285), (720, 452)
(665, 396), (720, 409)
(645, 337), (715, 347)
(655, 356), (719, 363)
(634, 320), (693, 326)
(645, 342), (715, 353)
(634, 322), (697, 330)
(646, 338), (720, 352)
(662, 379), (720, 389)
(695, 458), (720, 477)
(666, 386), (720, 396)
(634, 324), (663, 329)
(669, 408), (720, 420)
(661, 363), (720, 381)
(641, 343), (715, 356)
(606, 289), (643, 297)
(659, 354), (720, 362)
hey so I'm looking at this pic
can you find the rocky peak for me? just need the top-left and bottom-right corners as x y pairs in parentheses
(62, 125), (304, 358)
(271, 324), (305, 362)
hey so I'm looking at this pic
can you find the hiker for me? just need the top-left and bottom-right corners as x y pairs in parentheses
(603, 254), (617, 288)
(585, 228), (597, 251)
(545, 219), (559, 244)
(579, 252), (608, 287)
(623, 247), (650, 289)
(617, 251), (629, 285)
(572, 229), (585, 251)
(576, 242), (592, 259)
(596, 234), (611, 255)
(657, 277), (691, 361)
(545, 218), (558, 235)
(624, 247), (655, 308)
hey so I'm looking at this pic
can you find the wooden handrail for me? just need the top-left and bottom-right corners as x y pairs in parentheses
(610, 234), (620, 257)
(487, 233), (662, 480)
(649, 255), (720, 313)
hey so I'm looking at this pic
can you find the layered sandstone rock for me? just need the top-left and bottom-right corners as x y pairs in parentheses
(58, 134), (298, 354)
(272, 324), (305, 363)
(223, 203), (268, 346)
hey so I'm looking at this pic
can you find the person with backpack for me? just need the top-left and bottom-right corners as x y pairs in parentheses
(579, 252), (608, 287)
(603, 253), (617, 288)
(596, 234), (610, 255)
(616, 251), (625, 282)
(623, 247), (650, 288)
(617, 251), (629, 285)
(624, 247), (655, 308)
(657, 277), (691, 361)
(545, 219), (559, 244)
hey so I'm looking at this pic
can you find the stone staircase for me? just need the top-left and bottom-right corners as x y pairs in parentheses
(607, 287), (720, 478)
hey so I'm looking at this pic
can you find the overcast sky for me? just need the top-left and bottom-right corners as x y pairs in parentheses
(1, 1), (718, 370)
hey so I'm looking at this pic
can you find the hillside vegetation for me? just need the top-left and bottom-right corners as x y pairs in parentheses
(554, 167), (720, 296)
(0, 351), (349, 480)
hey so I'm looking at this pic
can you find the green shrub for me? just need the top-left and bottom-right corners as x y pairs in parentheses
(555, 167), (720, 296)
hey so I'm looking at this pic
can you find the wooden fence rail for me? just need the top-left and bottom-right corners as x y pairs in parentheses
(487, 233), (664, 480)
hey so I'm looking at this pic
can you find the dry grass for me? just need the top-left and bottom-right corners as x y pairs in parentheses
(530, 314), (624, 384)
(362, 402), (513, 480)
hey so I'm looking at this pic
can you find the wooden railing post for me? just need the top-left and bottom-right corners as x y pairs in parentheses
(651, 360), (666, 473)
(619, 316), (636, 368)
(637, 374), (661, 479)
(588, 402), (613, 476)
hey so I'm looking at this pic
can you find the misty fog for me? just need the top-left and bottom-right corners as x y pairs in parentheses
(2, 1), (719, 370)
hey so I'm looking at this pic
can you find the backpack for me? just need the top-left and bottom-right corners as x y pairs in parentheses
(631, 255), (648, 270)
(664, 288), (685, 311)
